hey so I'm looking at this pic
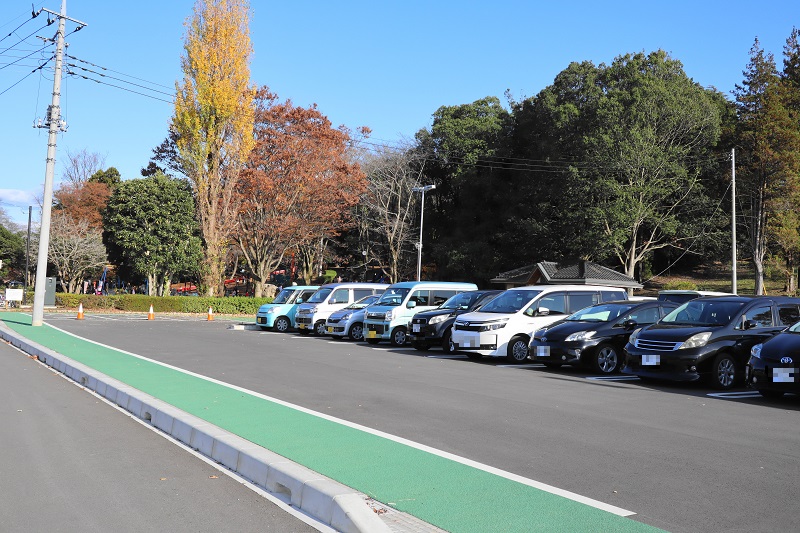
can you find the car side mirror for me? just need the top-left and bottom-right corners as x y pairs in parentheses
(407, 300), (417, 308)
(623, 319), (638, 331)
(536, 306), (550, 316)
(296, 298), (303, 304)
(744, 319), (759, 330)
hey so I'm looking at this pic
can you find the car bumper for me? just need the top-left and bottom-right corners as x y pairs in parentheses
(407, 323), (447, 344)
(255, 313), (275, 327)
(451, 330), (503, 356)
(364, 321), (391, 341)
(623, 345), (719, 382)
(528, 339), (600, 366)
(747, 358), (800, 393)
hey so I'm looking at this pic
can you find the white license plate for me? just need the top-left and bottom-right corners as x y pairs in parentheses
(642, 354), (660, 366)
(772, 368), (795, 383)
(536, 346), (550, 357)
(412, 324), (421, 333)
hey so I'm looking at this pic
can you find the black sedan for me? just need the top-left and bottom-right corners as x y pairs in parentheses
(528, 300), (676, 374)
(747, 320), (800, 398)
(408, 290), (502, 354)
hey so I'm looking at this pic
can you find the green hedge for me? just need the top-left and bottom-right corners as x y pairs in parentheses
(56, 293), (273, 315)
(662, 280), (698, 291)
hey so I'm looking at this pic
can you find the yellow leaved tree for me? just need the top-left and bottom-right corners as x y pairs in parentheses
(173, 0), (255, 296)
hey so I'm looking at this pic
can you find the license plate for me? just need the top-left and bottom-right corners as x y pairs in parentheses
(536, 346), (550, 357)
(298, 323), (306, 329)
(642, 354), (660, 366)
(367, 330), (377, 338)
(412, 324), (420, 333)
(257, 317), (265, 324)
(326, 326), (333, 333)
(772, 367), (795, 383)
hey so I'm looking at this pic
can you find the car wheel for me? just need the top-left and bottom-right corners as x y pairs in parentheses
(313, 321), (327, 336)
(391, 327), (407, 347)
(365, 338), (380, 345)
(411, 340), (429, 351)
(709, 353), (737, 390)
(506, 336), (530, 363)
(348, 323), (364, 341)
(273, 316), (290, 333)
(441, 328), (456, 354)
(592, 343), (621, 374)
(758, 389), (785, 399)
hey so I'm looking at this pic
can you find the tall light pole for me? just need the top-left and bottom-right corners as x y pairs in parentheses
(411, 185), (436, 281)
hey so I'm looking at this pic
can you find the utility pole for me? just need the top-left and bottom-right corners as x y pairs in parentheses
(31, 1), (86, 326)
(24, 206), (31, 305)
(731, 148), (737, 295)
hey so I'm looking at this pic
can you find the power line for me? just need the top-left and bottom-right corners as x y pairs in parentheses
(0, 43), (52, 71)
(65, 68), (173, 104)
(0, 21), (52, 55)
(65, 62), (174, 97)
(0, 56), (52, 97)
(66, 53), (173, 91)
(0, 7), (43, 45)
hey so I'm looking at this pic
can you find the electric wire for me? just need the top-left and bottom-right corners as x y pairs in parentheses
(0, 21), (52, 55)
(66, 63), (174, 97)
(0, 55), (52, 97)
(0, 43), (52, 71)
(65, 68), (174, 104)
(66, 54), (173, 91)
(0, 8), (43, 45)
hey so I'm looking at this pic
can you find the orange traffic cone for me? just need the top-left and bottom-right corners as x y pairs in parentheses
(147, 304), (155, 320)
(207, 306), (214, 321)
(76, 302), (85, 320)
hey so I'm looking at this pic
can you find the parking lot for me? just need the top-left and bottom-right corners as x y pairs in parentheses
(17, 313), (800, 532)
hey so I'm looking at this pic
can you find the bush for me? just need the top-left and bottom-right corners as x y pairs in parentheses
(55, 293), (273, 314)
(663, 280), (697, 291)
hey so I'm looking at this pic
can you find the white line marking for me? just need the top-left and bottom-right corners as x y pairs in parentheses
(38, 320), (636, 518)
(707, 391), (762, 399)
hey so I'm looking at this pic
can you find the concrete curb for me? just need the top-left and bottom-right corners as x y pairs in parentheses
(0, 322), (389, 533)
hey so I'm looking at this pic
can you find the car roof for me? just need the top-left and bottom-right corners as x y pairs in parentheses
(509, 284), (627, 292)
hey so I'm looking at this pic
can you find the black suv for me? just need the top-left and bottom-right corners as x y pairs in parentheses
(623, 296), (800, 389)
(408, 290), (502, 354)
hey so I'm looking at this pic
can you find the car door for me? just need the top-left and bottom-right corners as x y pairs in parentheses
(733, 303), (784, 364)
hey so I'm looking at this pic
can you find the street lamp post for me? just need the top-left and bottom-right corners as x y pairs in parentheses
(411, 184), (436, 281)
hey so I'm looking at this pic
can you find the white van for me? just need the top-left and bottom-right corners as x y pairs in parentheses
(295, 282), (388, 335)
(451, 285), (628, 362)
(363, 281), (478, 346)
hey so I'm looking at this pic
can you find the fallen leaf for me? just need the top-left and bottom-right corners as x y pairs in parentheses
(160, 478), (167, 481)
(209, 475), (218, 479)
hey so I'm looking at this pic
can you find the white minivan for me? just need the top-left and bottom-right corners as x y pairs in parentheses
(295, 282), (388, 336)
(451, 285), (628, 362)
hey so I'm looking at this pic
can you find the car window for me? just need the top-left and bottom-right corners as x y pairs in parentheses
(568, 292), (599, 313)
(601, 290), (626, 302)
(353, 288), (374, 300)
(742, 305), (773, 329)
(664, 300), (745, 326)
(410, 290), (430, 306)
(778, 305), (800, 326)
(659, 304), (678, 317)
(329, 288), (349, 304)
(628, 306), (660, 324)
(307, 288), (332, 303)
(538, 293), (567, 315)
(482, 290), (542, 314)
(431, 290), (456, 306)
(300, 290), (317, 302)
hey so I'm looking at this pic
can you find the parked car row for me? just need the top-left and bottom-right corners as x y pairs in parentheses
(255, 283), (800, 397)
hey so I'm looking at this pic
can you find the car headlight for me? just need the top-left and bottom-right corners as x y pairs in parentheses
(265, 307), (277, 314)
(428, 315), (447, 325)
(750, 343), (763, 359)
(340, 313), (352, 321)
(565, 330), (596, 342)
(680, 332), (712, 349)
(306, 306), (318, 314)
(628, 328), (642, 345)
(479, 319), (508, 332)
(384, 310), (394, 320)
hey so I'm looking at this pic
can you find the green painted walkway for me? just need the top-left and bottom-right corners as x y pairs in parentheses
(1, 314), (662, 532)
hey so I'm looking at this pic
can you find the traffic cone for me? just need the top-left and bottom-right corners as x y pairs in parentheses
(76, 302), (85, 320)
(147, 304), (155, 320)
(207, 306), (214, 321)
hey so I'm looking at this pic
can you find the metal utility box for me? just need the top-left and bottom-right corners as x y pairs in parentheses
(45, 277), (56, 306)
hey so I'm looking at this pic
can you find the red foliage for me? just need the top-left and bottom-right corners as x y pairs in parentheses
(54, 181), (111, 230)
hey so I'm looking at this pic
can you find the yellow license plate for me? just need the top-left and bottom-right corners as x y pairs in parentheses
(298, 324), (306, 329)
(326, 326), (333, 333)
(367, 330), (377, 338)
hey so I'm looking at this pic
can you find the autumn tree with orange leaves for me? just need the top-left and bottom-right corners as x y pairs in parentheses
(172, 0), (255, 296)
(236, 88), (367, 297)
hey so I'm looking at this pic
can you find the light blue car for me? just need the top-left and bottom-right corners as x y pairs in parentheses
(325, 294), (381, 341)
(255, 285), (320, 332)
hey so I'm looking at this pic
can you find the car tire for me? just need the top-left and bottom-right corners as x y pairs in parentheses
(441, 328), (456, 354)
(347, 323), (364, 341)
(273, 316), (290, 333)
(709, 353), (737, 390)
(506, 336), (530, 363)
(313, 321), (327, 336)
(365, 338), (380, 345)
(758, 389), (785, 399)
(591, 343), (621, 374)
(411, 340), (429, 351)
(391, 327), (407, 347)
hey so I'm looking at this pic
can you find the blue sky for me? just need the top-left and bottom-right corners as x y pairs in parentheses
(1, 0), (798, 226)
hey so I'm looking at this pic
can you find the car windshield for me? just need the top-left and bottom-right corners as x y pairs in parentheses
(272, 289), (296, 304)
(662, 300), (745, 326)
(478, 290), (542, 314)
(307, 288), (332, 303)
(347, 295), (379, 309)
(788, 321), (800, 333)
(374, 288), (410, 306)
(440, 292), (481, 310)
(566, 303), (637, 322)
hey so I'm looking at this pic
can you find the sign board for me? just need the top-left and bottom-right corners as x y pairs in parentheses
(5, 288), (23, 302)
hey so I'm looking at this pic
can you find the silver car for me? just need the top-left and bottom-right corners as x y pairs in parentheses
(325, 294), (380, 341)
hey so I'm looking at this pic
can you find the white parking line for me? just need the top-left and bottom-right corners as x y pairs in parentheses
(707, 391), (762, 399)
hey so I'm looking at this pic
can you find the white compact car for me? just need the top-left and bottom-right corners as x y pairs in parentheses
(325, 294), (380, 341)
(451, 285), (628, 362)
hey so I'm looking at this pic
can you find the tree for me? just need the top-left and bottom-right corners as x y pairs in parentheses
(48, 212), (107, 293)
(236, 88), (367, 295)
(172, 0), (256, 297)
(103, 173), (202, 296)
(735, 39), (800, 294)
(61, 149), (105, 187)
(0, 210), (25, 280)
(54, 180), (112, 230)
(88, 167), (121, 188)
